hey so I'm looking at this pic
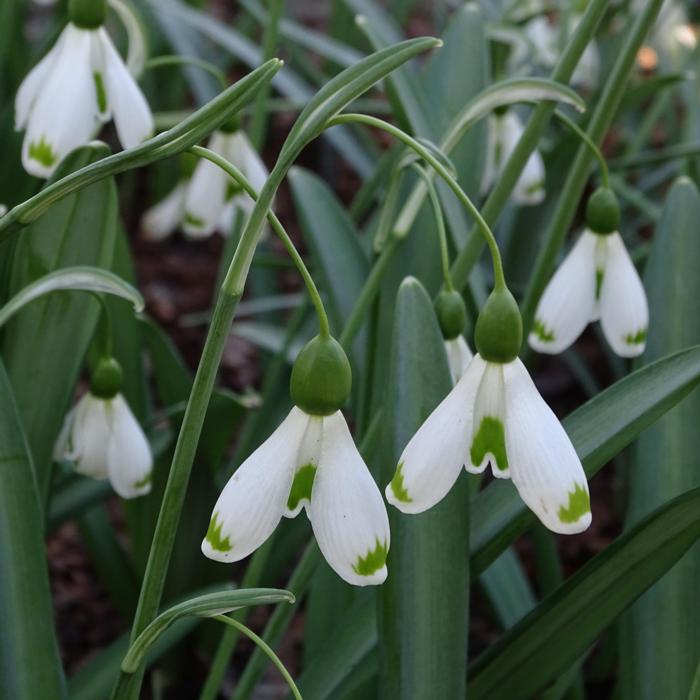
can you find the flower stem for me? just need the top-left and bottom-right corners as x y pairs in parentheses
(609, 141), (700, 170)
(189, 145), (331, 338)
(145, 55), (228, 90)
(552, 109), (609, 188)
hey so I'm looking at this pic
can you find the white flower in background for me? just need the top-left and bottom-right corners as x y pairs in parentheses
(0, 205), (6, 218)
(202, 407), (390, 586)
(142, 130), (268, 240)
(386, 353), (591, 534)
(444, 335), (473, 384)
(15, 20), (152, 178)
(481, 111), (546, 206)
(54, 391), (153, 499)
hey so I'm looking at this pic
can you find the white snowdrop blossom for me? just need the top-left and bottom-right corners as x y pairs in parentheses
(202, 407), (390, 586)
(444, 335), (473, 384)
(529, 230), (648, 357)
(386, 354), (591, 535)
(15, 22), (153, 178)
(54, 392), (153, 499)
(481, 111), (545, 206)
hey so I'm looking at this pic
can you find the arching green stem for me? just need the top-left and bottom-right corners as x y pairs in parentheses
(189, 145), (331, 338)
(328, 113), (507, 291)
(145, 55), (228, 90)
(552, 109), (609, 187)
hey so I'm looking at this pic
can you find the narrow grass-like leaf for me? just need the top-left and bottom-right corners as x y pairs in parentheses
(0, 362), (66, 700)
(621, 177), (700, 699)
(468, 487), (700, 699)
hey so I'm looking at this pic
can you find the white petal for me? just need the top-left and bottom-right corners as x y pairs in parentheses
(386, 355), (485, 514)
(22, 25), (98, 178)
(201, 407), (308, 563)
(106, 395), (153, 498)
(504, 359), (591, 534)
(284, 415), (323, 518)
(309, 412), (390, 586)
(599, 233), (649, 357)
(141, 182), (187, 241)
(99, 28), (153, 149)
(90, 31), (111, 122)
(469, 361), (509, 477)
(523, 16), (559, 66)
(501, 112), (545, 205)
(183, 132), (230, 238)
(53, 404), (77, 462)
(236, 131), (269, 193)
(444, 336), (473, 384)
(72, 393), (111, 479)
(15, 25), (68, 130)
(529, 230), (599, 354)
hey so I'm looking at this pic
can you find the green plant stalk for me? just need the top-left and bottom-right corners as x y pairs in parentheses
(552, 109), (609, 187)
(214, 615), (302, 700)
(610, 141), (700, 170)
(248, 0), (284, 149)
(520, 0), (664, 337)
(145, 54), (228, 89)
(448, 0), (609, 289)
(0, 60), (282, 240)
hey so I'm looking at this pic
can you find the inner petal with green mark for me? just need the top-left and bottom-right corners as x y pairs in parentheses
(133, 473), (152, 489)
(388, 461), (411, 503)
(93, 72), (107, 114)
(205, 512), (232, 552)
(470, 416), (509, 473)
(184, 211), (205, 228)
(625, 328), (647, 345)
(28, 137), (57, 168)
(533, 318), (555, 343)
(558, 483), (591, 524)
(286, 463), (316, 513)
(352, 538), (389, 577)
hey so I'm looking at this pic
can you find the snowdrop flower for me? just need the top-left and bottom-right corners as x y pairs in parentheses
(15, 0), (152, 178)
(202, 336), (390, 586)
(435, 289), (473, 383)
(387, 288), (591, 535)
(481, 110), (545, 206)
(54, 358), (152, 499)
(529, 187), (648, 357)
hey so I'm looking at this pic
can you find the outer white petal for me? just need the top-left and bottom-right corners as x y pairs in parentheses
(98, 28), (153, 149)
(571, 16), (599, 89)
(141, 183), (187, 241)
(523, 16), (559, 66)
(53, 404), (77, 462)
(106, 395), (153, 498)
(599, 233), (649, 357)
(480, 116), (499, 195)
(444, 336), (473, 384)
(504, 359), (591, 534)
(15, 25), (68, 129)
(201, 407), (308, 563)
(386, 355), (485, 514)
(237, 131), (269, 193)
(502, 111), (545, 205)
(529, 230), (599, 354)
(309, 412), (390, 586)
(218, 201), (237, 236)
(22, 25), (98, 178)
(284, 415), (323, 518)
(183, 132), (229, 237)
(71, 393), (111, 479)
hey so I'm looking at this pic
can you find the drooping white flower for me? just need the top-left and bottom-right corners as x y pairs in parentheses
(481, 111), (546, 206)
(202, 407), (390, 586)
(16, 21), (152, 178)
(444, 335), (473, 384)
(529, 229), (648, 357)
(386, 354), (591, 534)
(54, 392), (153, 499)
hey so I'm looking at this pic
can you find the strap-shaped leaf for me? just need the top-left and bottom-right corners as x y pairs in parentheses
(470, 345), (700, 574)
(121, 589), (294, 673)
(468, 487), (700, 699)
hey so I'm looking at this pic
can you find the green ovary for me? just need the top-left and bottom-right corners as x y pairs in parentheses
(470, 416), (508, 472)
(205, 512), (232, 552)
(389, 462), (412, 503)
(533, 318), (555, 343)
(353, 538), (389, 577)
(625, 328), (647, 345)
(558, 483), (590, 524)
(28, 137), (57, 168)
(287, 463), (316, 512)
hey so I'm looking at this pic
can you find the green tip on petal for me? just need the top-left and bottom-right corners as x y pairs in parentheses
(532, 318), (555, 343)
(558, 483), (591, 524)
(389, 462), (412, 503)
(184, 212), (205, 228)
(595, 269), (604, 300)
(133, 473), (152, 489)
(287, 463), (316, 512)
(205, 512), (232, 553)
(28, 138), (57, 168)
(93, 72), (107, 113)
(470, 416), (509, 472)
(352, 538), (389, 577)
(625, 328), (647, 345)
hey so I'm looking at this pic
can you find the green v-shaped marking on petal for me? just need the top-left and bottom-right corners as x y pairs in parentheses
(353, 538), (388, 577)
(287, 463), (316, 512)
(205, 512), (232, 552)
(28, 137), (57, 168)
(470, 416), (508, 472)
(93, 72), (107, 113)
(389, 461), (412, 503)
(533, 318), (555, 343)
(558, 483), (590, 524)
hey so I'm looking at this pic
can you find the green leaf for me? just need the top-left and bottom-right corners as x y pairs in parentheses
(0, 361), (67, 700)
(3, 144), (118, 501)
(468, 487), (700, 700)
(621, 177), (700, 699)
(121, 588), (294, 674)
(471, 345), (700, 574)
(0, 265), (143, 328)
(379, 277), (469, 697)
